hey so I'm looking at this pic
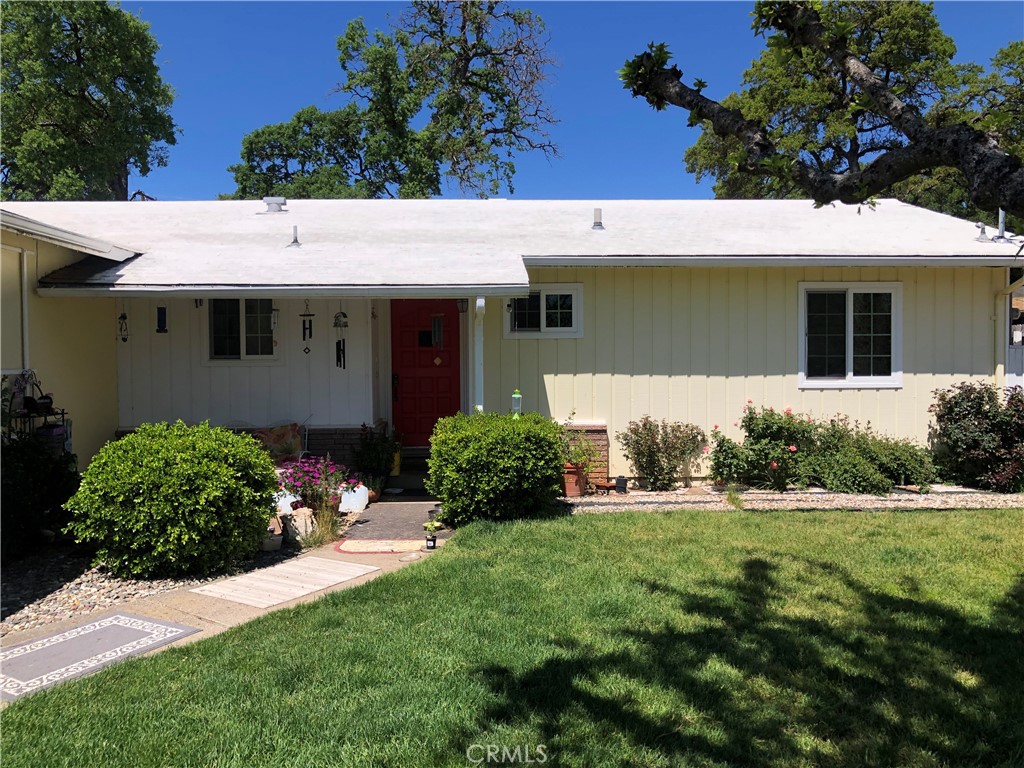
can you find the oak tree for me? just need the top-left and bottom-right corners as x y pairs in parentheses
(1, 1), (177, 201)
(225, 1), (556, 200)
(621, 0), (1023, 219)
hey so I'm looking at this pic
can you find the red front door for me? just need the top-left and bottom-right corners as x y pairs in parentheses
(390, 299), (461, 447)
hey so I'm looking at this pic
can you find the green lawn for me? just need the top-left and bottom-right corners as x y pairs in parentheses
(3, 509), (1022, 767)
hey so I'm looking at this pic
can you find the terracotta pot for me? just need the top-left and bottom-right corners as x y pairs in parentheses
(562, 464), (587, 497)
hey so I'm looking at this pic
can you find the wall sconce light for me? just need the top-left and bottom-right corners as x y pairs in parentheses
(156, 306), (168, 333)
(456, 298), (469, 313)
(118, 312), (129, 343)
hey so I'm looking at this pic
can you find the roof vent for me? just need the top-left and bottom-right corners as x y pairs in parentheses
(592, 207), (605, 231)
(287, 225), (301, 248)
(975, 222), (990, 242)
(263, 196), (287, 213)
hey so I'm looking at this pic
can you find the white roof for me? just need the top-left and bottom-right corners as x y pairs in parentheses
(1, 198), (1020, 296)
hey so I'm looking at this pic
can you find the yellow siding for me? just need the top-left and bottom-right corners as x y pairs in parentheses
(1, 246), (23, 371)
(0, 231), (118, 465)
(484, 266), (1004, 477)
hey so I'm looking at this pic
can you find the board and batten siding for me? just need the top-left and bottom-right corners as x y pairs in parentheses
(484, 266), (1004, 477)
(116, 297), (373, 429)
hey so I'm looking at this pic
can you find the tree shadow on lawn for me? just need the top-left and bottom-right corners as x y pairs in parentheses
(457, 557), (1024, 767)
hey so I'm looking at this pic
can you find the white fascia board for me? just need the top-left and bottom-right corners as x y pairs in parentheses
(522, 255), (1023, 268)
(0, 210), (138, 261)
(36, 283), (530, 298)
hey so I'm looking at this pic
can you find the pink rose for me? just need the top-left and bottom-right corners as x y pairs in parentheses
(713, 424), (719, 430)
(702, 445), (710, 454)
(789, 445), (797, 453)
(785, 407), (792, 415)
(770, 460), (779, 470)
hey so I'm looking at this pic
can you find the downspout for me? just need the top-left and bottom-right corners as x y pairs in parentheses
(474, 296), (486, 412)
(1, 244), (32, 369)
(994, 271), (1024, 387)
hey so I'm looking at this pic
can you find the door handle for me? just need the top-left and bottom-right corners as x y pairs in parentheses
(392, 372), (399, 402)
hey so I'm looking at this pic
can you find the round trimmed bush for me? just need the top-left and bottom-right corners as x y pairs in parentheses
(65, 421), (278, 577)
(425, 412), (564, 526)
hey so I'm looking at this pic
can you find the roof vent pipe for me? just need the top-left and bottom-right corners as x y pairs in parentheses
(993, 209), (1009, 243)
(263, 196), (287, 213)
(287, 225), (301, 248)
(592, 207), (604, 230)
(975, 222), (990, 242)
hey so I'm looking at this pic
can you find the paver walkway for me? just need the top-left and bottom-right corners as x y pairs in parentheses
(0, 544), (434, 702)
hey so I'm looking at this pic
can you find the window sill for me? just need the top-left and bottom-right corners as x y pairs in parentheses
(798, 377), (903, 390)
(503, 329), (583, 340)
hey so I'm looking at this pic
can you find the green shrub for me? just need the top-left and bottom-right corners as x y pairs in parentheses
(65, 421), (277, 577)
(710, 407), (933, 495)
(1, 434), (79, 559)
(425, 412), (564, 526)
(801, 444), (892, 495)
(616, 416), (706, 490)
(930, 383), (1024, 492)
(709, 406), (811, 491)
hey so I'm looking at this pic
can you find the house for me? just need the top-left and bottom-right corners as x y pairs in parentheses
(2, 198), (1021, 476)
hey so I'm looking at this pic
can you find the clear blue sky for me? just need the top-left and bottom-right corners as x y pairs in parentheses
(126, 1), (1024, 201)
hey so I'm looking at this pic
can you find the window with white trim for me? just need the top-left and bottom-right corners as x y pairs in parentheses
(209, 299), (275, 359)
(504, 284), (582, 339)
(798, 283), (902, 388)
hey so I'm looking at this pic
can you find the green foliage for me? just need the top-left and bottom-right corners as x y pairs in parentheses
(616, 416), (707, 491)
(930, 383), (1024, 493)
(561, 418), (599, 474)
(225, 2), (555, 199)
(683, 2), (1023, 227)
(1, 1), (177, 200)
(711, 406), (934, 495)
(618, 43), (675, 110)
(352, 423), (400, 487)
(223, 104), (436, 201)
(425, 412), (564, 526)
(65, 421), (278, 578)
(0, 435), (79, 558)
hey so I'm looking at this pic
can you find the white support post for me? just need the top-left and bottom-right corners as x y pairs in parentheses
(473, 296), (486, 412)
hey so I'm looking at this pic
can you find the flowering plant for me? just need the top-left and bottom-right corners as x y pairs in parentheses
(279, 455), (348, 512)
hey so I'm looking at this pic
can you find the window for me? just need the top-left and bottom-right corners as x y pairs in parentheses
(209, 299), (275, 360)
(504, 284), (582, 339)
(799, 283), (901, 389)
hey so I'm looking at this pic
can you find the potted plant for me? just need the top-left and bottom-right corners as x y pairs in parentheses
(423, 520), (443, 550)
(354, 423), (402, 483)
(561, 425), (599, 498)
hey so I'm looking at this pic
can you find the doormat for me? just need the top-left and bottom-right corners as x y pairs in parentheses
(0, 613), (199, 701)
(335, 539), (429, 554)
(190, 557), (379, 609)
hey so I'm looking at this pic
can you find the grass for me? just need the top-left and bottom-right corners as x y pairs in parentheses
(2, 509), (1022, 767)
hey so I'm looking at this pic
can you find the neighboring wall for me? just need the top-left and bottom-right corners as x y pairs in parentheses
(1, 232), (118, 464)
(484, 266), (1004, 476)
(116, 297), (373, 429)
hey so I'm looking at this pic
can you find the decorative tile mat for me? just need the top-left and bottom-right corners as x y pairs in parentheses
(190, 557), (379, 609)
(0, 613), (198, 701)
(335, 539), (427, 554)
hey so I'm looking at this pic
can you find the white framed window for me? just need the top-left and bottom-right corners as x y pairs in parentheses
(503, 284), (583, 339)
(798, 282), (902, 389)
(209, 299), (276, 360)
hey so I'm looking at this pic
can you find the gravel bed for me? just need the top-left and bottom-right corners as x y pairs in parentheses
(1, 545), (298, 638)
(570, 484), (1024, 514)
